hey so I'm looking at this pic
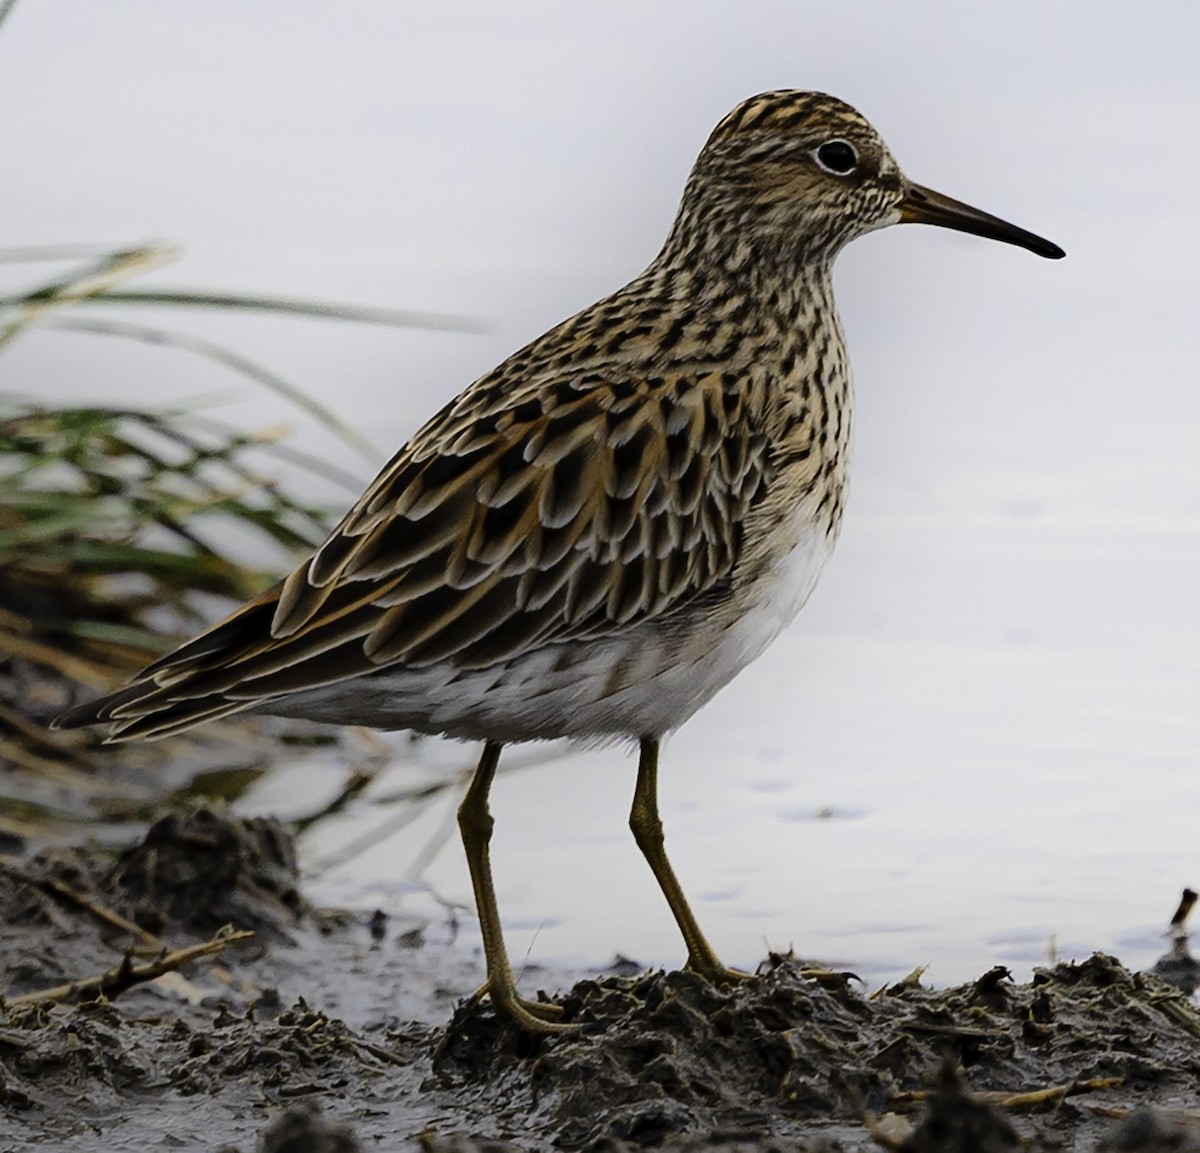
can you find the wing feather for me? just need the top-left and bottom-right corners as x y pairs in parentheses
(55, 368), (769, 737)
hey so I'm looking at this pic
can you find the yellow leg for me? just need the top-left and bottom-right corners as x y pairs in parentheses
(630, 736), (748, 984)
(458, 741), (569, 1033)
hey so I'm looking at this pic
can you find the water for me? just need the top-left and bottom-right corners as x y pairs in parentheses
(6, 1), (1199, 988)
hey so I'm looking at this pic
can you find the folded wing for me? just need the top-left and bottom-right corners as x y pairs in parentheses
(54, 368), (767, 739)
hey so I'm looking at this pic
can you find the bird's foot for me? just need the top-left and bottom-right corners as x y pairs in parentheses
(471, 980), (574, 1034)
(684, 955), (755, 986)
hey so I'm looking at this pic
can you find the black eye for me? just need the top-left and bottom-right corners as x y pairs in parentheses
(814, 140), (858, 175)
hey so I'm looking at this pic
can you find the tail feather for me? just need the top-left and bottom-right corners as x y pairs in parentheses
(105, 696), (259, 743)
(50, 586), (283, 738)
(52, 682), (158, 730)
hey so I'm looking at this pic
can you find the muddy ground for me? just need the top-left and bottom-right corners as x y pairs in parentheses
(0, 805), (1199, 1152)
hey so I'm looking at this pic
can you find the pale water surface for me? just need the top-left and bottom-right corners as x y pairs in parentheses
(3, 2), (1198, 988)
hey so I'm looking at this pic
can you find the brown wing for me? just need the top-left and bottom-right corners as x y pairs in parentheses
(54, 367), (766, 737)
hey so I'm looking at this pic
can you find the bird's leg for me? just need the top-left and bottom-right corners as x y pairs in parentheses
(457, 741), (569, 1032)
(629, 736), (750, 985)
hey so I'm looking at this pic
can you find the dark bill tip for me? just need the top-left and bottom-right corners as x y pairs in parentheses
(900, 182), (1065, 260)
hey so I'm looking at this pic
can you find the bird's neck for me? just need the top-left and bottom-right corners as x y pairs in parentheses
(654, 225), (835, 298)
(635, 243), (846, 383)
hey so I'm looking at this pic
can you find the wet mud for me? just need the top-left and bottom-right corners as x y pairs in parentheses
(1, 805), (1198, 1152)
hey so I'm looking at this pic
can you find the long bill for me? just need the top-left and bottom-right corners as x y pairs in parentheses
(900, 182), (1065, 260)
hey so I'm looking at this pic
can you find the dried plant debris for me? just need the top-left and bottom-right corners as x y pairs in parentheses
(2, 926), (253, 1010)
(1, 809), (1199, 1151)
(429, 952), (1200, 1150)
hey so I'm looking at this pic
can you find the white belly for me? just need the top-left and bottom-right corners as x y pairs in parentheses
(270, 508), (837, 744)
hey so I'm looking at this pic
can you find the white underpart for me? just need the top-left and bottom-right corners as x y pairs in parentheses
(599, 508), (838, 737)
(268, 503), (838, 744)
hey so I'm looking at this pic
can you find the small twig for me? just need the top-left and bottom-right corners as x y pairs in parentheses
(870, 965), (928, 999)
(983, 1077), (1124, 1110)
(292, 767), (380, 835)
(1170, 889), (1197, 930)
(1149, 994), (1200, 1041)
(311, 743), (569, 881)
(890, 1075), (1123, 1113)
(300, 781), (447, 879)
(352, 1036), (411, 1067)
(0, 854), (161, 948)
(2, 928), (254, 1008)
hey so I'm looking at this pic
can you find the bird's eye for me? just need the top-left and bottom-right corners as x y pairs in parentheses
(814, 140), (858, 175)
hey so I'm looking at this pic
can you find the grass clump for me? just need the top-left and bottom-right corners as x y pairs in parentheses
(0, 241), (476, 818)
(0, 400), (330, 717)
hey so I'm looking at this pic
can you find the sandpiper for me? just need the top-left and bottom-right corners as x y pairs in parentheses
(55, 91), (1064, 1032)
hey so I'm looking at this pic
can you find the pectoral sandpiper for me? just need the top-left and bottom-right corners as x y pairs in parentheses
(55, 91), (1064, 1032)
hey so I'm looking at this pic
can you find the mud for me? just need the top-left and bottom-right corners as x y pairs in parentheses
(1, 805), (1198, 1152)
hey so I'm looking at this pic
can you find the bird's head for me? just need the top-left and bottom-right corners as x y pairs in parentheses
(668, 90), (1064, 271)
